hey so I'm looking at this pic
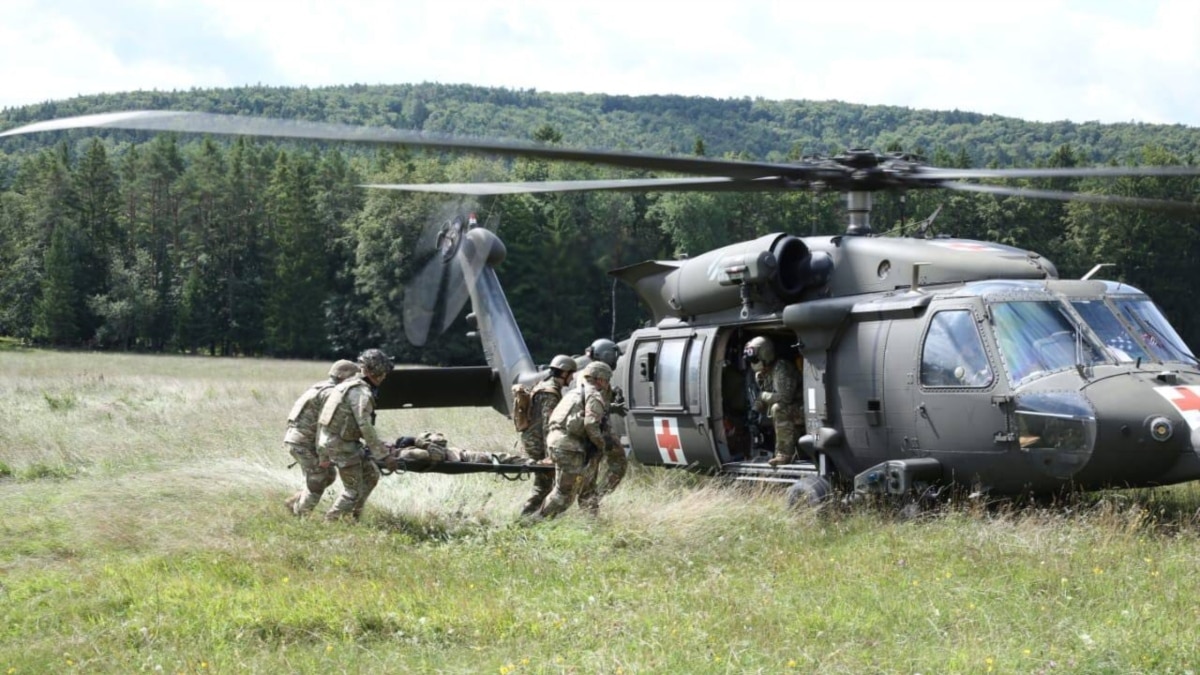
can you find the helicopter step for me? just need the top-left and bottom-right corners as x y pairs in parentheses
(722, 460), (821, 485)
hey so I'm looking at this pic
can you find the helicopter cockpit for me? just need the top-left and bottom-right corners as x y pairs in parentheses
(966, 279), (1198, 388)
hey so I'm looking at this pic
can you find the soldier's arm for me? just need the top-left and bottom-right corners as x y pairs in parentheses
(521, 391), (557, 449)
(582, 391), (608, 450)
(349, 387), (387, 458)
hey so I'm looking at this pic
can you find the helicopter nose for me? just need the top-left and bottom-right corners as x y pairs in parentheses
(1070, 377), (1195, 487)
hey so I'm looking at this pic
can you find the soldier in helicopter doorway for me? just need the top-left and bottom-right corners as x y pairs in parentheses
(744, 336), (805, 466)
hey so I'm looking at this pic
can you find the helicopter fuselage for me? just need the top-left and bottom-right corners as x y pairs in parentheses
(376, 227), (1200, 497)
(601, 233), (1200, 496)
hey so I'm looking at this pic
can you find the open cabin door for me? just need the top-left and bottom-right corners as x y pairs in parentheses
(624, 328), (718, 469)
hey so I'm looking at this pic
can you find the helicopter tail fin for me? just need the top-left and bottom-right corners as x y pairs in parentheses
(460, 227), (538, 414)
(375, 227), (537, 416)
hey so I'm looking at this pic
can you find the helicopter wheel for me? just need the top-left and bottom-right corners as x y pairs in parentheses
(786, 475), (832, 509)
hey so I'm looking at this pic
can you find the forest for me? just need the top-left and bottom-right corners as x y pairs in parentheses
(1, 82), (1198, 365)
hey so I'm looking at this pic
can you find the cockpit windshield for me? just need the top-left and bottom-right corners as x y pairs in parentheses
(1069, 299), (1147, 363)
(991, 301), (1106, 385)
(1112, 298), (1197, 364)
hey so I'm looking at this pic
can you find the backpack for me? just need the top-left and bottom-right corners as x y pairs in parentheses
(511, 384), (533, 432)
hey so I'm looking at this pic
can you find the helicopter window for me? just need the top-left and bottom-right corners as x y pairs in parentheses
(686, 336), (705, 410)
(1070, 300), (1147, 363)
(1112, 298), (1197, 365)
(920, 310), (994, 388)
(657, 338), (688, 408)
(992, 301), (1105, 385)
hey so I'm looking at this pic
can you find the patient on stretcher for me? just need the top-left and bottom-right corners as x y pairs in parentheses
(394, 431), (533, 472)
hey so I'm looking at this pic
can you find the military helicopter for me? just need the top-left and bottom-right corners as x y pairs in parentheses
(6, 110), (1200, 503)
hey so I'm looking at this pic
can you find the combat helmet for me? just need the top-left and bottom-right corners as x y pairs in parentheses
(743, 336), (776, 368)
(328, 359), (360, 381)
(587, 338), (620, 369)
(549, 354), (578, 374)
(357, 348), (395, 380)
(581, 360), (613, 381)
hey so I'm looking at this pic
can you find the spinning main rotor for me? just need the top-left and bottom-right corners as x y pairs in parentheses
(4, 110), (1198, 237)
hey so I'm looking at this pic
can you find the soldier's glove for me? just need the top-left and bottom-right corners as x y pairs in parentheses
(752, 397), (767, 414)
(383, 453), (402, 472)
(755, 371), (768, 388)
(610, 400), (628, 416)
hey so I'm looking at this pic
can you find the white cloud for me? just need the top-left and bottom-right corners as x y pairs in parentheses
(1, 0), (1196, 126)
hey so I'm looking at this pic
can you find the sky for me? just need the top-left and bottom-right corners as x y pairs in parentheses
(2, 0), (1197, 127)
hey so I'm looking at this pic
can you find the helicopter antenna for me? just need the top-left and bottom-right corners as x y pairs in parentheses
(610, 278), (618, 340)
(913, 204), (944, 239)
(1081, 263), (1114, 280)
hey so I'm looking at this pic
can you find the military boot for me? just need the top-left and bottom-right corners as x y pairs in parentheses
(519, 498), (543, 517)
(284, 492), (302, 516)
(768, 454), (794, 467)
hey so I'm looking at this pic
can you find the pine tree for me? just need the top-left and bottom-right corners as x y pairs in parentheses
(264, 151), (328, 357)
(33, 219), (84, 344)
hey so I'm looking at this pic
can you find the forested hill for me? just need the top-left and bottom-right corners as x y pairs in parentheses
(1, 83), (1198, 365)
(4, 82), (1199, 164)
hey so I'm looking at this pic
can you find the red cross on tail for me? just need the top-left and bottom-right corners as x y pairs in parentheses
(654, 416), (686, 465)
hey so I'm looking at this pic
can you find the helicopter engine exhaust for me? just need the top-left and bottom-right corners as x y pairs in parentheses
(613, 233), (832, 322)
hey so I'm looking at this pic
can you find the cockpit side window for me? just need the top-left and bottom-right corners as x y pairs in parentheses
(920, 310), (994, 388)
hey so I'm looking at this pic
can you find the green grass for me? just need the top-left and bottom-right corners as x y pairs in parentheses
(3, 349), (1200, 673)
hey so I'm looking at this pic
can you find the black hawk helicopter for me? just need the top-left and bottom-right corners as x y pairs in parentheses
(6, 110), (1200, 502)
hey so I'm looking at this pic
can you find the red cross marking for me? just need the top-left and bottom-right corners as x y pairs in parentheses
(656, 418), (681, 462)
(1170, 387), (1200, 413)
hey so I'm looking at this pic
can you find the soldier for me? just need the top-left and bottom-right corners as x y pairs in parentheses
(518, 354), (578, 516)
(586, 338), (620, 369)
(744, 335), (805, 466)
(576, 338), (626, 512)
(394, 431), (530, 470)
(537, 361), (613, 520)
(317, 348), (395, 521)
(283, 359), (361, 516)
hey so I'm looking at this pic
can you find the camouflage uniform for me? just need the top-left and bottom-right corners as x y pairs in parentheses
(757, 356), (804, 465)
(283, 360), (360, 516)
(539, 364), (611, 520)
(397, 431), (528, 469)
(577, 386), (625, 513)
(318, 374), (387, 521)
(518, 377), (568, 513)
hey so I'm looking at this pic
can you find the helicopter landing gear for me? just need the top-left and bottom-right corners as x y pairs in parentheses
(786, 475), (832, 509)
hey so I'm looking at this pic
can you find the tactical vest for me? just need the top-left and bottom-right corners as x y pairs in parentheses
(284, 380), (336, 445)
(287, 381), (334, 425)
(548, 384), (589, 437)
(530, 379), (563, 425)
(319, 377), (372, 441)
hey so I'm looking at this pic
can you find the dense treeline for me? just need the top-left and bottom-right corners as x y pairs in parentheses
(1, 84), (1198, 364)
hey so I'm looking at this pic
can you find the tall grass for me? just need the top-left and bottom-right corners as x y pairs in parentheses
(3, 349), (1200, 673)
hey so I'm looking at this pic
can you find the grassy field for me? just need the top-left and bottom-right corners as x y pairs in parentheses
(3, 346), (1200, 673)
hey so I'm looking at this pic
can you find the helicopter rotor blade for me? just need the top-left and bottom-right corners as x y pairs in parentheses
(0, 110), (797, 180)
(940, 181), (1200, 211)
(401, 204), (483, 346)
(7, 110), (1198, 204)
(402, 242), (450, 347)
(362, 176), (793, 195)
(916, 165), (1200, 181)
